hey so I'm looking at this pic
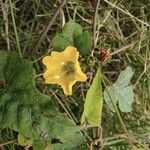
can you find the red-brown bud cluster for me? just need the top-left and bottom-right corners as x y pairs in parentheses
(94, 48), (110, 62)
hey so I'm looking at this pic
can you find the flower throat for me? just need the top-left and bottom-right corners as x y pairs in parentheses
(63, 61), (75, 75)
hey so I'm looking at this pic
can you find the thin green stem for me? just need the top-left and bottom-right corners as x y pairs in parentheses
(9, 0), (22, 58)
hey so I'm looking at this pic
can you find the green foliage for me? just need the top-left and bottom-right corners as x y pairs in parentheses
(74, 30), (92, 55)
(51, 33), (73, 51)
(81, 69), (103, 126)
(51, 20), (92, 55)
(33, 140), (51, 150)
(1, 0), (149, 148)
(52, 133), (87, 150)
(63, 20), (83, 39)
(104, 66), (134, 112)
(0, 51), (83, 149)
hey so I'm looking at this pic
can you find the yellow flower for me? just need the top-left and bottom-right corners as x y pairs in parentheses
(42, 46), (87, 95)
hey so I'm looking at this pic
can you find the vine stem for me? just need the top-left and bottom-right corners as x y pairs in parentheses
(102, 77), (135, 149)
(9, 0), (22, 58)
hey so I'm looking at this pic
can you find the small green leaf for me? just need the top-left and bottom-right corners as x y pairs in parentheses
(81, 69), (103, 126)
(104, 67), (134, 112)
(52, 33), (73, 51)
(63, 20), (83, 39)
(51, 20), (83, 52)
(74, 30), (92, 55)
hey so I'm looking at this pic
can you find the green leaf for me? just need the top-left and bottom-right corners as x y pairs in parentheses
(81, 69), (103, 126)
(52, 33), (73, 51)
(74, 30), (92, 55)
(117, 86), (134, 112)
(63, 20), (83, 39)
(52, 133), (87, 150)
(0, 51), (82, 147)
(103, 85), (117, 112)
(104, 66), (134, 112)
(33, 140), (51, 150)
(51, 20), (83, 52)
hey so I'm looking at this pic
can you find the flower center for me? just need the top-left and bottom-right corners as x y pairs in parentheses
(62, 61), (75, 75)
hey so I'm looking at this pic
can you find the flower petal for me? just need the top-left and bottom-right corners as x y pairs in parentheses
(42, 56), (51, 66)
(43, 69), (62, 84)
(42, 46), (87, 96)
(61, 80), (77, 95)
(51, 51), (65, 62)
(75, 61), (87, 81)
(64, 46), (79, 62)
(58, 74), (76, 95)
(42, 52), (66, 69)
(76, 70), (87, 81)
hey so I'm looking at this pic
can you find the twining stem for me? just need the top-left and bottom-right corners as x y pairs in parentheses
(102, 77), (135, 149)
(9, 0), (22, 58)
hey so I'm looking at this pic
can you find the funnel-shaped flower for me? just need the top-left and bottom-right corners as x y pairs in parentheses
(42, 46), (87, 95)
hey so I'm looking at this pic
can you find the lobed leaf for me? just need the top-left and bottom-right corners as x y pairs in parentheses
(104, 66), (134, 112)
(0, 51), (82, 149)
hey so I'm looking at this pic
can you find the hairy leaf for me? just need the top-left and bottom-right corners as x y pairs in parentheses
(0, 51), (81, 149)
